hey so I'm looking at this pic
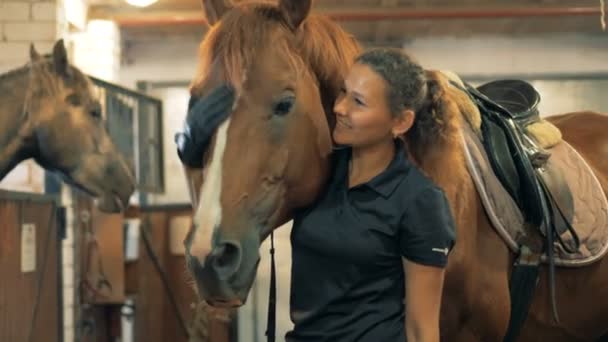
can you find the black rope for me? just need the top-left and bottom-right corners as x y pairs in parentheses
(140, 218), (190, 339)
(265, 231), (277, 342)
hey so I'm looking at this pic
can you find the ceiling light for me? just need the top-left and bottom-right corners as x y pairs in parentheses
(125, 0), (158, 8)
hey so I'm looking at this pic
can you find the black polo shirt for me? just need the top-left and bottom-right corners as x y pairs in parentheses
(286, 140), (456, 342)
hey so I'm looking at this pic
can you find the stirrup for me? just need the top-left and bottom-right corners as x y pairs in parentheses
(520, 134), (551, 168)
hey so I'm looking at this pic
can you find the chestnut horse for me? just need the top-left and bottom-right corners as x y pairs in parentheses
(0, 40), (135, 212)
(181, 0), (608, 340)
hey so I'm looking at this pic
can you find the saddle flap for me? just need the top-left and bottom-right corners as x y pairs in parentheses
(463, 124), (608, 267)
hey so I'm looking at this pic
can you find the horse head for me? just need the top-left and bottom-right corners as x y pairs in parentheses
(0, 40), (135, 212)
(180, 0), (360, 306)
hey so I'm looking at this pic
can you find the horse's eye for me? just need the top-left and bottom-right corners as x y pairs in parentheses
(273, 96), (295, 116)
(65, 94), (82, 106)
(90, 103), (102, 119)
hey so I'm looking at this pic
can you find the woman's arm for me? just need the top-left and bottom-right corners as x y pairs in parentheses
(403, 258), (446, 342)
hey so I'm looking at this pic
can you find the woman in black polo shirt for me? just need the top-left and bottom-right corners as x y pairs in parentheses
(286, 48), (457, 342)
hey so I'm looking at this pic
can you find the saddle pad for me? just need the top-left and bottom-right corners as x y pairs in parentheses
(461, 124), (608, 267)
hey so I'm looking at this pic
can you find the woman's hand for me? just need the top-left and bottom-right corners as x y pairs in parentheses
(403, 258), (446, 342)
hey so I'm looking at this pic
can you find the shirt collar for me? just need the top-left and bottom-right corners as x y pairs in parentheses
(334, 139), (411, 198)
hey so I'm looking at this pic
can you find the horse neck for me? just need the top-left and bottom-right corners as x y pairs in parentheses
(417, 140), (466, 198)
(0, 68), (35, 180)
(412, 127), (476, 254)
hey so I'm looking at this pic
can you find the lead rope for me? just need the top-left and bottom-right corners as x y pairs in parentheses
(265, 231), (277, 342)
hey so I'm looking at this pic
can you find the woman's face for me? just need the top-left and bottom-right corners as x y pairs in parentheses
(333, 62), (408, 148)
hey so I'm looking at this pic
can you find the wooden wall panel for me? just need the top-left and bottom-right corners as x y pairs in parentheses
(76, 195), (125, 342)
(134, 211), (168, 342)
(0, 193), (61, 342)
(81, 207), (125, 304)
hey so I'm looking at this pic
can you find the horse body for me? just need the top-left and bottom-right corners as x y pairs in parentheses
(516, 113), (608, 341)
(0, 40), (135, 212)
(433, 110), (608, 341)
(182, 1), (608, 339)
(400, 87), (512, 341)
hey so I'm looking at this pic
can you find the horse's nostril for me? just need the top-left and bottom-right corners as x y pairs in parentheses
(212, 241), (242, 279)
(216, 244), (235, 266)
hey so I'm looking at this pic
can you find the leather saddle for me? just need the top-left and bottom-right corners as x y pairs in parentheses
(458, 79), (580, 335)
(461, 79), (579, 252)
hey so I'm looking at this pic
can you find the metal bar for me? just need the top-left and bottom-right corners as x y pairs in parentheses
(0, 190), (60, 205)
(329, 7), (602, 21)
(109, 6), (603, 27)
(91, 75), (165, 194)
(155, 100), (165, 193)
(138, 203), (192, 212)
(145, 80), (191, 89)
(90, 76), (162, 104)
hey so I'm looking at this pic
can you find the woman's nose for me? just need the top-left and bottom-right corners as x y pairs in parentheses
(333, 97), (347, 117)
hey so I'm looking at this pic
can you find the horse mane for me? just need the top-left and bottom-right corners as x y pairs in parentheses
(1, 53), (91, 102)
(405, 70), (478, 203)
(191, 2), (361, 98)
(0, 66), (30, 83)
(0, 54), (57, 81)
(296, 14), (362, 94)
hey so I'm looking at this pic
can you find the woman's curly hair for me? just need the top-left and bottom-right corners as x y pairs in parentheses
(354, 48), (448, 152)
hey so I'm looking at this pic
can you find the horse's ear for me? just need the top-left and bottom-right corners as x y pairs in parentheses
(52, 39), (70, 78)
(29, 43), (42, 62)
(278, 0), (312, 30)
(201, 0), (233, 26)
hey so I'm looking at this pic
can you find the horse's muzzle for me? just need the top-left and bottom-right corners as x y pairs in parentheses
(187, 233), (260, 308)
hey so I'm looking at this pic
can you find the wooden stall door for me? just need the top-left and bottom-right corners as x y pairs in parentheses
(0, 191), (61, 342)
(75, 194), (126, 342)
(130, 206), (233, 342)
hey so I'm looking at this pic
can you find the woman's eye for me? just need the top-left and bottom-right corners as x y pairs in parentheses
(355, 97), (365, 106)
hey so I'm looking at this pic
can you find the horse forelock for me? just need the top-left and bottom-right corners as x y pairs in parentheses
(191, 2), (360, 98)
(22, 55), (89, 97)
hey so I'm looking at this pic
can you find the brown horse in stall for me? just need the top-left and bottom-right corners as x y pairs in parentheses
(180, 0), (608, 340)
(0, 39), (135, 212)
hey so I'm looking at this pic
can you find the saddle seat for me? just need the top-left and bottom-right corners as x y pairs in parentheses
(477, 79), (541, 126)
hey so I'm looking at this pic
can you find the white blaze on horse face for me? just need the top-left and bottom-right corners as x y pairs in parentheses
(191, 118), (231, 263)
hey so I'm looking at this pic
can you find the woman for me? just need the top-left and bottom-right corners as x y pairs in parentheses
(286, 48), (457, 342)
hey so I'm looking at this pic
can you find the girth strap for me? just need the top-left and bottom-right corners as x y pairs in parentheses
(503, 246), (541, 342)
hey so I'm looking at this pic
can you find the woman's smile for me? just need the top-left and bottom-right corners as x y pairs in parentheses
(336, 119), (352, 129)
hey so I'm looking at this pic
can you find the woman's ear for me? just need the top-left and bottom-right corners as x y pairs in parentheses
(392, 109), (415, 137)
